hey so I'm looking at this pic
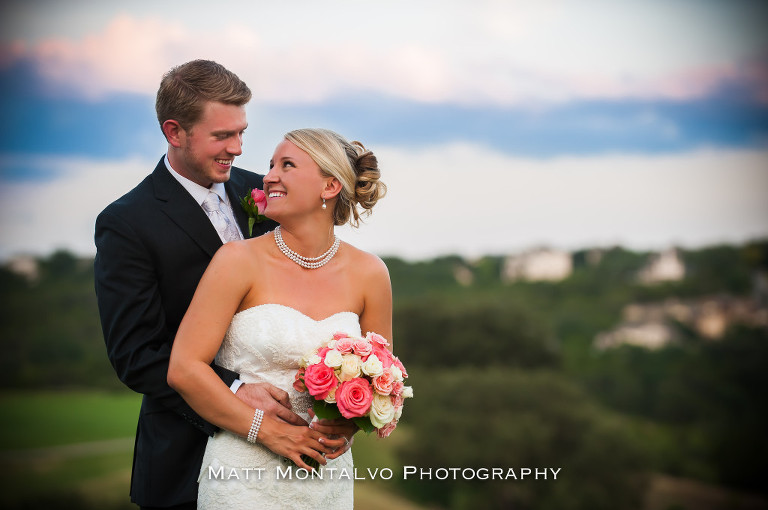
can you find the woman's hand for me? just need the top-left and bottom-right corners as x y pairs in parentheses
(255, 415), (344, 471)
(307, 409), (358, 460)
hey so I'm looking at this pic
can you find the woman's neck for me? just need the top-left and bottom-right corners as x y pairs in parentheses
(276, 221), (336, 258)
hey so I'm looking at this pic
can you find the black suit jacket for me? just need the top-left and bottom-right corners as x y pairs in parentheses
(94, 157), (276, 507)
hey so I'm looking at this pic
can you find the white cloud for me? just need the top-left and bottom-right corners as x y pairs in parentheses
(3, 147), (766, 261)
(0, 156), (153, 258)
(338, 144), (768, 259)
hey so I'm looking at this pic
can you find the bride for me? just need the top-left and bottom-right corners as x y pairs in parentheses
(168, 128), (390, 509)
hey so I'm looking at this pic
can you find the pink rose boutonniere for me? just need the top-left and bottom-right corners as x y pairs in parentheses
(239, 188), (268, 237)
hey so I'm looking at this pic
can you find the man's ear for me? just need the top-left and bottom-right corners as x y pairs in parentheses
(322, 177), (343, 200)
(162, 120), (185, 148)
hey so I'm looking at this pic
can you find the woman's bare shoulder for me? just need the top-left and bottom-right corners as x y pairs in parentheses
(343, 242), (390, 281)
(211, 233), (274, 269)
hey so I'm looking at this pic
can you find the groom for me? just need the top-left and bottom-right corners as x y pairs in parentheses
(94, 60), (302, 510)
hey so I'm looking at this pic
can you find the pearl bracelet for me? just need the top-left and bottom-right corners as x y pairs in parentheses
(246, 409), (264, 444)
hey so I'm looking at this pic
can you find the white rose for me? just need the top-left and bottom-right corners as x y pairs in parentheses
(402, 386), (414, 399)
(323, 349), (343, 368)
(339, 354), (361, 381)
(324, 387), (337, 404)
(390, 365), (403, 382)
(394, 405), (403, 421)
(369, 394), (396, 428)
(361, 354), (384, 378)
(307, 354), (322, 366)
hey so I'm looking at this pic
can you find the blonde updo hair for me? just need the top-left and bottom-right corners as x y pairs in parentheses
(284, 128), (386, 227)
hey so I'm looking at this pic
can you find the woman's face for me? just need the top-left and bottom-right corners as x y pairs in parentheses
(263, 139), (327, 220)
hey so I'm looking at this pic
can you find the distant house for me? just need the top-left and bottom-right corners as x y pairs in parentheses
(594, 295), (768, 349)
(585, 248), (605, 267)
(502, 248), (573, 283)
(5, 255), (39, 281)
(637, 248), (685, 284)
(594, 322), (677, 350)
(453, 264), (474, 286)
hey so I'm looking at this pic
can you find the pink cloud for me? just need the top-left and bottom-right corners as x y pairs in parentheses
(0, 41), (27, 67)
(28, 15), (188, 98)
(2, 14), (257, 100)
(2, 13), (766, 106)
(564, 57), (768, 104)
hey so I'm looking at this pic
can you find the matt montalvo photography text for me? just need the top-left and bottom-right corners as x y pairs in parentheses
(207, 465), (563, 481)
(403, 466), (562, 480)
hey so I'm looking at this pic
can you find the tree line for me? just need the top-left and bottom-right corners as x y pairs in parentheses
(1, 240), (766, 508)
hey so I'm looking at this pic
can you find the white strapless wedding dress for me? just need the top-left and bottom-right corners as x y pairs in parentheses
(197, 304), (358, 510)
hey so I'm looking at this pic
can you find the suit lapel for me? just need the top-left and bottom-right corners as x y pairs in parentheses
(225, 168), (277, 238)
(152, 160), (222, 258)
(225, 170), (251, 237)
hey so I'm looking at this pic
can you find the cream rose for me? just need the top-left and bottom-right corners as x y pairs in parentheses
(339, 354), (362, 381)
(323, 349), (343, 368)
(361, 353), (384, 378)
(369, 394), (396, 428)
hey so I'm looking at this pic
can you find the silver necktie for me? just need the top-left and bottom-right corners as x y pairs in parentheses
(202, 192), (241, 243)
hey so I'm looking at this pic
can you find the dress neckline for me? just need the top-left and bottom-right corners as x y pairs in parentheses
(233, 303), (359, 323)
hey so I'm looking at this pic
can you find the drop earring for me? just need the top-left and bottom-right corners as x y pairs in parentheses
(321, 197), (327, 210)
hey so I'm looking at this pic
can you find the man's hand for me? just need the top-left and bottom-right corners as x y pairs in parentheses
(235, 382), (307, 426)
(307, 408), (357, 460)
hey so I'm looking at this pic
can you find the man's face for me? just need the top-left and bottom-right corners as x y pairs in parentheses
(175, 101), (248, 188)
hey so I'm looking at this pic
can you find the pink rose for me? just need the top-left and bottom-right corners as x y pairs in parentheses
(333, 332), (350, 340)
(334, 337), (355, 354)
(376, 420), (397, 438)
(392, 356), (408, 378)
(391, 394), (404, 409)
(366, 332), (390, 347)
(392, 380), (404, 396)
(251, 188), (267, 214)
(371, 345), (392, 369)
(352, 338), (373, 359)
(316, 345), (331, 360)
(303, 363), (338, 399)
(335, 377), (374, 419)
(373, 371), (395, 395)
(293, 367), (306, 393)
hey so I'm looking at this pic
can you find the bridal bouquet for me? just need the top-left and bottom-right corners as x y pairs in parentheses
(294, 331), (412, 439)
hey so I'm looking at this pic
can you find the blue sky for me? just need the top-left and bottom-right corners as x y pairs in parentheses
(1, 0), (767, 260)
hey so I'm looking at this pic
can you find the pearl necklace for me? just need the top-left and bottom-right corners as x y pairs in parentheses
(274, 226), (340, 269)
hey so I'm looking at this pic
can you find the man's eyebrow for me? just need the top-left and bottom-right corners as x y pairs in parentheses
(212, 125), (248, 135)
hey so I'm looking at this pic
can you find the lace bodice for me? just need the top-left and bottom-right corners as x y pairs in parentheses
(197, 304), (359, 510)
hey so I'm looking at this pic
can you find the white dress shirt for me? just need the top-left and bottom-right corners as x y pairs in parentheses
(164, 155), (244, 242)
